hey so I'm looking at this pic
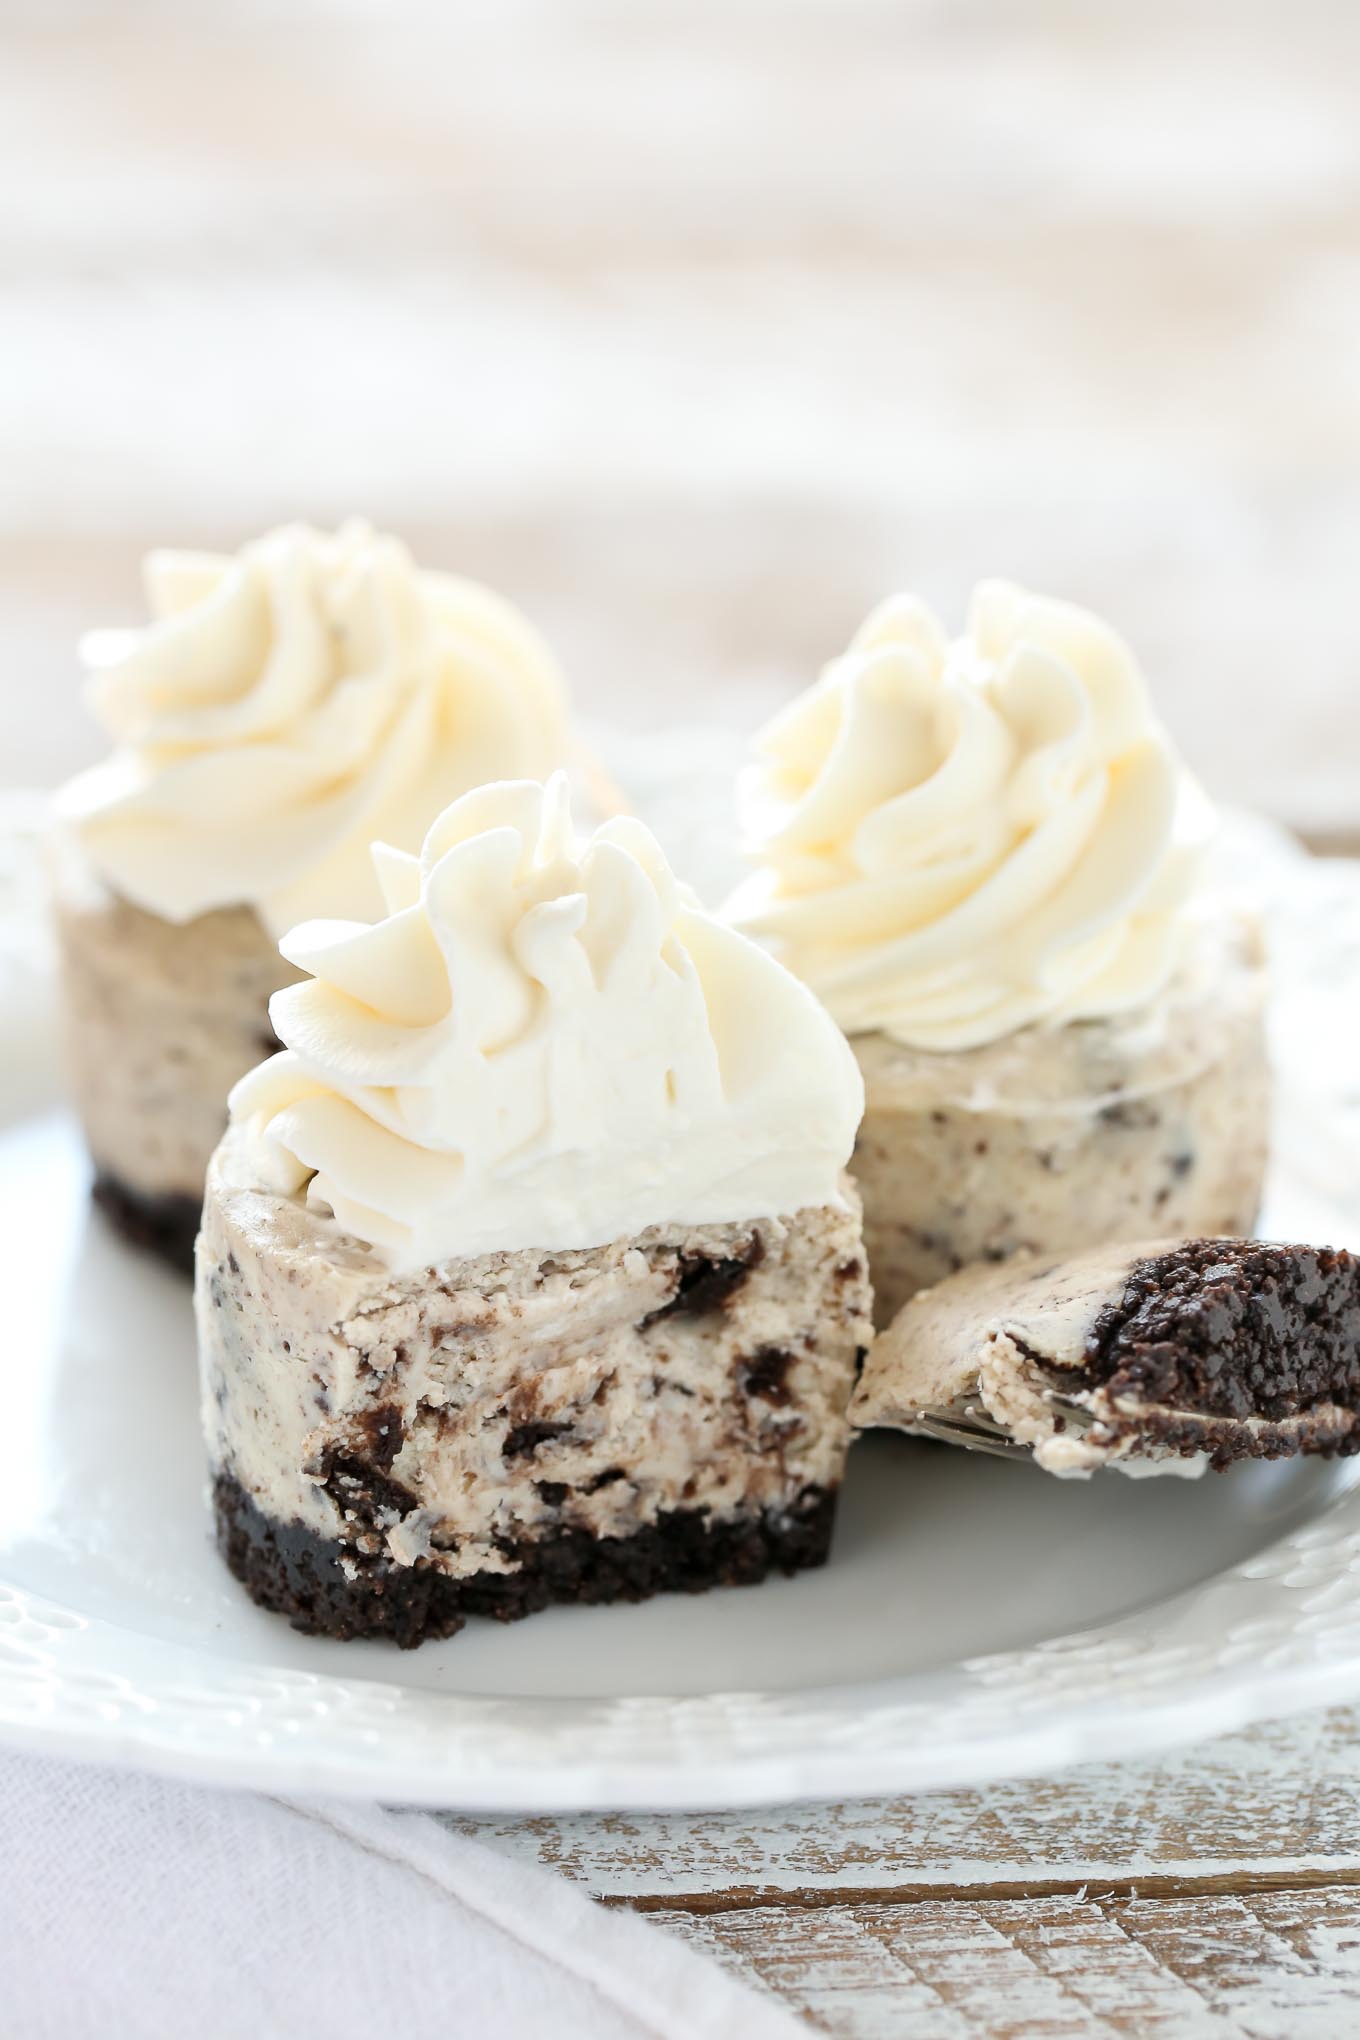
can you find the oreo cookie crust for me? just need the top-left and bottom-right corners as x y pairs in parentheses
(93, 1172), (201, 1274)
(851, 1238), (1360, 1476)
(215, 1471), (837, 1648)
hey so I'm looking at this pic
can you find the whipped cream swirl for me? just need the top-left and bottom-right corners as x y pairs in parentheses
(227, 775), (863, 1268)
(731, 580), (1211, 1052)
(57, 522), (569, 935)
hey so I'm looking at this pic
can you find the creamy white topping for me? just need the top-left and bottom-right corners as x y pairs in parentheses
(57, 522), (569, 935)
(226, 775), (864, 1269)
(731, 580), (1211, 1052)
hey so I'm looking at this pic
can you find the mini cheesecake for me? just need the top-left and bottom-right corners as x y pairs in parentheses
(851, 916), (1268, 1324)
(732, 580), (1272, 1324)
(851, 1238), (1360, 1476)
(54, 521), (569, 1267)
(198, 776), (870, 1643)
(205, 1155), (869, 1645)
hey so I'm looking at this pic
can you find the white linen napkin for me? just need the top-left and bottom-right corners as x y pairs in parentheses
(1, 1754), (804, 2040)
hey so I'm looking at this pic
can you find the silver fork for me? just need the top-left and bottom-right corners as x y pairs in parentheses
(910, 1389), (1091, 1462)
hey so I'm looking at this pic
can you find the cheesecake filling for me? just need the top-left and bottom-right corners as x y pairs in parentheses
(200, 1158), (869, 1583)
(52, 839), (300, 1210)
(849, 915), (1269, 1324)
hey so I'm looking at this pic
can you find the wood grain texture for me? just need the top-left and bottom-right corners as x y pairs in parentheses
(448, 1708), (1360, 2033)
(444, 1708), (1360, 1899)
(653, 1889), (1360, 2038)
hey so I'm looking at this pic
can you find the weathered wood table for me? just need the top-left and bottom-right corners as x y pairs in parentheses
(454, 1708), (1360, 2034)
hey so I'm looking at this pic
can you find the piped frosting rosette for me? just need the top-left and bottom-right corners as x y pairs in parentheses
(227, 775), (864, 1269)
(58, 521), (569, 934)
(732, 580), (1213, 1052)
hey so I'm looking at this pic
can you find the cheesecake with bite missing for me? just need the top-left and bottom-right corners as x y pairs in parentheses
(54, 522), (570, 1266)
(198, 776), (871, 1644)
(851, 1238), (1360, 1476)
(732, 581), (1270, 1324)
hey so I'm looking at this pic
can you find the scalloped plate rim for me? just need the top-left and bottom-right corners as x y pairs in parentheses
(4, 789), (1360, 1807)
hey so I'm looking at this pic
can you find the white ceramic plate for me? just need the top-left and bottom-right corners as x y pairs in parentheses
(3, 788), (1360, 1810)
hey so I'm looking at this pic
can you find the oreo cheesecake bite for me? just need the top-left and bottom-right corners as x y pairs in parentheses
(732, 581), (1270, 1324)
(53, 522), (570, 1267)
(198, 776), (871, 1645)
(851, 1238), (1360, 1476)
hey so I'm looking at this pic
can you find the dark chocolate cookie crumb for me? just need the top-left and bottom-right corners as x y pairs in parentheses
(503, 1419), (574, 1461)
(214, 1472), (837, 1648)
(1082, 1240), (1360, 1429)
(92, 1172), (201, 1275)
(740, 1348), (795, 1405)
(350, 1404), (405, 1472)
(643, 1235), (766, 1327)
(317, 1450), (420, 1531)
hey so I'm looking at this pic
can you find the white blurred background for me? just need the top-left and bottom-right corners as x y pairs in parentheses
(3, 0), (1358, 836)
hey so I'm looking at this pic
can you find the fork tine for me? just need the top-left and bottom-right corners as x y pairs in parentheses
(912, 1413), (1034, 1461)
(954, 1405), (1018, 1438)
(909, 1384), (1094, 1462)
